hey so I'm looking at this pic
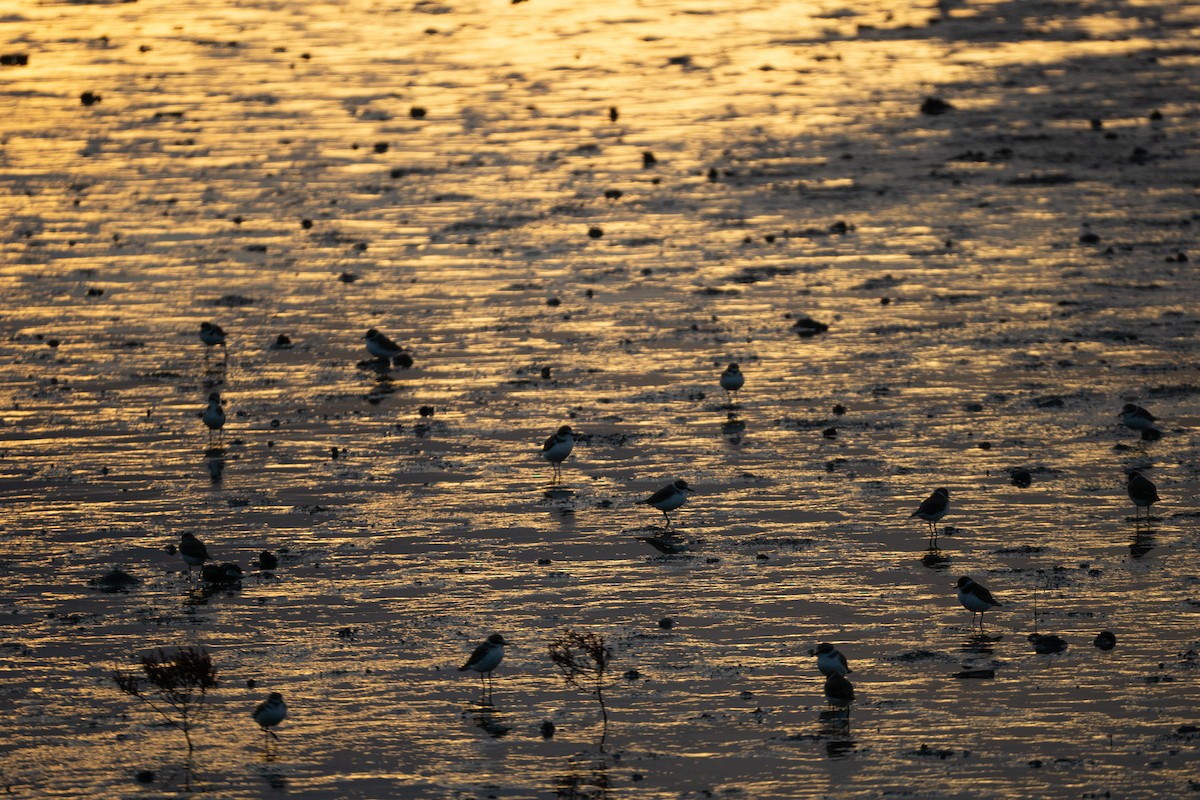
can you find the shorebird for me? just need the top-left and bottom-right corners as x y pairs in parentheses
(198, 322), (227, 354)
(823, 673), (855, 707)
(642, 479), (693, 527)
(719, 363), (744, 401)
(815, 643), (852, 677)
(252, 692), (287, 741)
(202, 392), (225, 442)
(179, 532), (209, 575)
(1126, 471), (1160, 519)
(911, 488), (950, 545)
(460, 633), (509, 690)
(364, 328), (412, 369)
(1119, 403), (1158, 433)
(541, 425), (574, 482)
(955, 576), (1002, 630)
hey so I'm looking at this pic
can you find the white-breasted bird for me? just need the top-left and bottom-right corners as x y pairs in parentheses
(955, 575), (1001, 630)
(720, 363), (744, 400)
(911, 487), (950, 544)
(202, 392), (225, 440)
(364, 328), (412, 369)
(642, 479), (693, 527)
(1119, 403), (1157, 432)
(460, 633), (509, 685)
(815, 643), (852, 677)
(541, 425), (574, 482)
(252, 692), (287, 740)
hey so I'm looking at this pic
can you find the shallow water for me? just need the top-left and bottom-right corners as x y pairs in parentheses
(1, 0), (1199, 797)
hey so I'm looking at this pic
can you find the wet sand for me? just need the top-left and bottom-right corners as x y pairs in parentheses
(0, 0), (1198, 797)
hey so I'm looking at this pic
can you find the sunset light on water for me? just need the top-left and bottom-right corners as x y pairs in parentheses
(0, 0), (1198, 796)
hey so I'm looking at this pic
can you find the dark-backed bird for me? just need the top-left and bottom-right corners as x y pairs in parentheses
(541, 425), (574, 482)
(642, 479), (693, 527)
(199, 321), (227, 350)
(1119, 403), (1157, 432)
(823, 673), (855, 707)
(202, 392), (225, 440)
(460, 633), (509, 686)
(364, 328), (412, 368)
(1126, 471), (1159, 519)
(179, 532), (209, 574)
(252, 692), (287, 740)
(911, 488), (950, 544)
(719, 363), (744, 400)
(955, 575), (1001, 630)
(815, 643), (852, 677)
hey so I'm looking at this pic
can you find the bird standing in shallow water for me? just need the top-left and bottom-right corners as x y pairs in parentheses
(179, 532), (209, 575)
(202, 392), (225, 442)
(911, 488), (950, 545)
(198, 322), (227, 360)
(1126, 471), (1160, 519)
(815, 643), (852, 677)
(642, 479), (693, 527)
(1119, 403), (1158, 433)
(363, 328), (412, 369)
(252, 692), (287, 745)
(823, 673), (855, 707)
(719, 363), (744, 402)
(460, 633), (509, 693)
(955, 576), (1002, 630)
(541, 425), (574, 483)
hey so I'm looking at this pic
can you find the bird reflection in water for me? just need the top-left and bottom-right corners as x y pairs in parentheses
(554, 753), (609, 800)
(365, 373), (395, 405)
(819, 673), (856, 756)
(1129, 528), (1155, 559)
(203, 447), (225, 483)
(466, 699), (511, 739)
(920, 543), (949, 570)
(960, 631), (1002, 659)
(721, 412), (745, 446)
(544, 486), (576, 526)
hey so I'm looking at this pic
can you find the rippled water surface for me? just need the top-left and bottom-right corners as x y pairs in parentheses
(1, 0), (1199, 796)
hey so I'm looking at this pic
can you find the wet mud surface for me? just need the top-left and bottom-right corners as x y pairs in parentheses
(1, 0), (1198, 796)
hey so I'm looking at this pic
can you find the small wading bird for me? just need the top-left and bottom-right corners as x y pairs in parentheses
(363, 328), (413, 369)
(955, 576), (1002, 631)
(642, 479), (693, 527)
(823, 673), (855, 707)
(252, 692), (287, 742)
(541, 425), (574, 483)
(1126, 471), (1160, 519)
(911, 488), (950, 545)
(460, 633), (509, 691)
(179, 532), (209, 575)
(719, 363), (744, 401)
(815, 643), (852, 677)
(198, 322), (227, 354)
(1119, 403), (1158, 433)
(202, 391), (225, 442)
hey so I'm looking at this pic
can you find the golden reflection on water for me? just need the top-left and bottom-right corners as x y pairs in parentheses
(0, 0), (1199, 796)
